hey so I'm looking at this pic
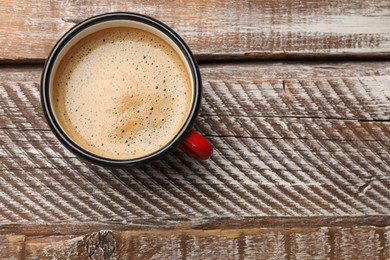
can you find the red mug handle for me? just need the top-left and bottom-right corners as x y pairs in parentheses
(178, 130), (212, 160)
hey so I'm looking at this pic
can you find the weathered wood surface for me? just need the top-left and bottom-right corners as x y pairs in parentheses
(0, 227), (388, 259)
(1, 0), (390, 257)
(1, 0), (390, 62)
(1, 63), (389, 231)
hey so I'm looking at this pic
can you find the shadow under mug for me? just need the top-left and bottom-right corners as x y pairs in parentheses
(41, 12), (212, 167)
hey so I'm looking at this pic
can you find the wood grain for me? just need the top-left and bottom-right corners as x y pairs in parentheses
(1, 227), (388, 259)
(1, 0), (390, 62)
(0, 62), (389, 233)
(1, 1), (389, 258)
(0, 235), (24, 259)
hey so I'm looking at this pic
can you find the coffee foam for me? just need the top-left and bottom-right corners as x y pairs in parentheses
(52, 27), (192, 159)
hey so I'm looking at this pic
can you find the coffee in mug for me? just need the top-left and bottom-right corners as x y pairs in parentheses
(52, 28), (192, 159)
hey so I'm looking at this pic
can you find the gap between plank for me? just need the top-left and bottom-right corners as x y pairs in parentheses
(1, 53), (390, 66)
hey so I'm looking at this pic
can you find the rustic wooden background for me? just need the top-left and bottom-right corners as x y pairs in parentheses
(1, 0), (389, 259)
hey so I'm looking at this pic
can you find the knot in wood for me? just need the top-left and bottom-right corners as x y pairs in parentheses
(80, 230), (117, 259)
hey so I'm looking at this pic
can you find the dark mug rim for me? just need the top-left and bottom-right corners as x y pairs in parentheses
(41, 12), (202, 167)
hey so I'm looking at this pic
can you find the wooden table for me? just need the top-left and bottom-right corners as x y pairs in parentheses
(1, 1), (389, 259)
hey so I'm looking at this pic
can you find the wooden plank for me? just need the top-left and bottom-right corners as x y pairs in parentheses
(1, 0), (390, 62)
(10, 227), (390, 259)
(0, 62), (389, 228)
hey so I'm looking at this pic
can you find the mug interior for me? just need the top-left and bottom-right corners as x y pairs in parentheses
(42, 13), (200, 165)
